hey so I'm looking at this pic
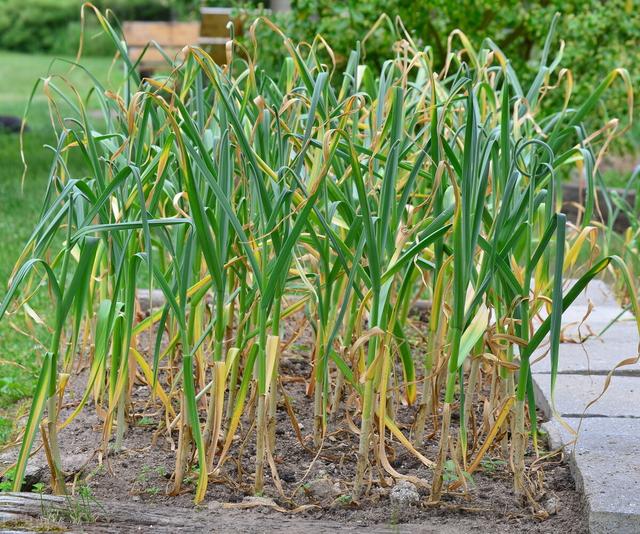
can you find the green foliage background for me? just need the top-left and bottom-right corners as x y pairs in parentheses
(247, 0), (638, 148)
(0, 0), (637, 129)
(0, 0), (182, 56)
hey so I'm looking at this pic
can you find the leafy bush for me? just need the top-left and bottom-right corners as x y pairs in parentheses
(244, 0), (638, 148)
(0, 0), (177, 55)
(0, 0), (79, 53)
(50, 20), (114, 57)
(283, 1), (639, 89)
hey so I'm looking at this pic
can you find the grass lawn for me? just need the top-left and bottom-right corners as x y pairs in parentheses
(0, 50), (123, 441)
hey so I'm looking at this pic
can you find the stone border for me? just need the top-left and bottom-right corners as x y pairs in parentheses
(532, 280), (640, 534)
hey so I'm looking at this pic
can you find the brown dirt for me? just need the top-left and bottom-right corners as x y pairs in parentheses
(0, 311), (588, 533)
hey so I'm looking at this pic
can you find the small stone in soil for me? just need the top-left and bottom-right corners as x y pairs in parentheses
(305, 477), (341, 501)
(543, 494), (560, 516)
(206, 500), (223, 510)
(242, 495), (277, 507)
(389, 480), (420, 506)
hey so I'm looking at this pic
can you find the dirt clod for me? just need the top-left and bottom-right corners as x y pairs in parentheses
(305, 477), (342, 502)
(389, 480), (420, 507)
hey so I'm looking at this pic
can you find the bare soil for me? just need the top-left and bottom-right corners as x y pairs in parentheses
(0, 311), (588, 533)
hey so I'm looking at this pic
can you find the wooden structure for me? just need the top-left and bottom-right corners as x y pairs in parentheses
(198, 7), (243, 65)
(122, 7), (257, 72)
(122, 21), (199, 71)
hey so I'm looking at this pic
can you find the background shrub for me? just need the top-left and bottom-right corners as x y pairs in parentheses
(278, 1), (639, 93)
(243, 0), (639, 150)
(0, 0), (179, 56)
(0, 0), (79, 53)
(0, 0), (637, 147)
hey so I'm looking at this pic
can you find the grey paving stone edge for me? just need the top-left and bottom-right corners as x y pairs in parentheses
(533, 282), (640, 534)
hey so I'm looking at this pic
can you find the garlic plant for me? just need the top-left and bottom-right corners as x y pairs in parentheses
(2, 7), (637, 505)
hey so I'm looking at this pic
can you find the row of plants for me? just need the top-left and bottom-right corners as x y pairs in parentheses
(1, 7), (638, 505)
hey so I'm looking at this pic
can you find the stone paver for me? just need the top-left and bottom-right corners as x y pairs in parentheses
(570, 280), (619, 307)
(532, 280), (640, 534)
(533, 373), (640, 418)
(542, 417), (640, 534)
(531, 322), (639, 375)
(558, 307), (635, 338)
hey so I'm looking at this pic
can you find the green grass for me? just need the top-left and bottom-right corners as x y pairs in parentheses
(0, 51), (122, 128)
(0, 50), (121, 441)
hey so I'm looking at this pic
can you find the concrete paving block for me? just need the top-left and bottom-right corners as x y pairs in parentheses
(537, 306), (634, 337)
(531, 322), (640, 375)
(570, 279), (620, 308)
(535, 279), (629, 325)
(535, 303), (635, 342)
(542, 417), (640, 534)
(532, 373), (640, 419)
(534, 281), (640, 533)
(558, 304), (634, 331)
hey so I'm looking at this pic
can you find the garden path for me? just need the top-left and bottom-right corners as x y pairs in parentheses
(532, 280), (640, 534)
